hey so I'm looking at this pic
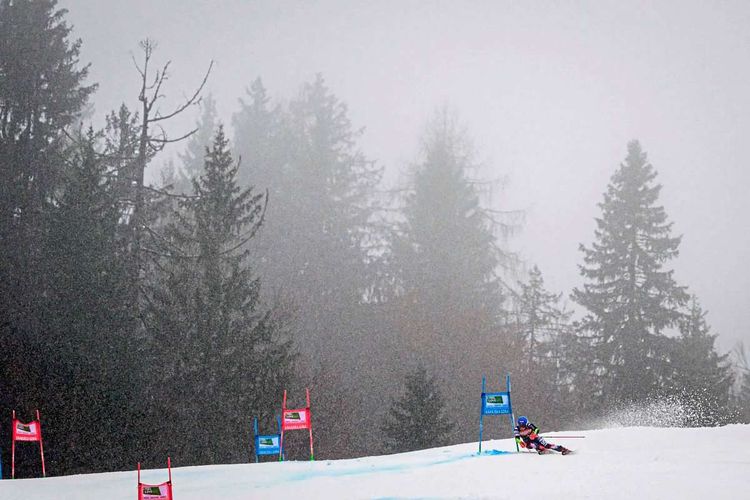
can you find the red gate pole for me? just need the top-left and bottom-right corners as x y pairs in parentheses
(37, 410), (46, 477)
(306, 388), (314, 461)
(167, 456), (173, 498)
(137, 462), (141, 499)
(11, 410), (15, 479)
(279, 390), (287, 461)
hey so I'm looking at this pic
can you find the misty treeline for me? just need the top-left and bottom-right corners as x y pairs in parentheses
(1, 0), (748, 476)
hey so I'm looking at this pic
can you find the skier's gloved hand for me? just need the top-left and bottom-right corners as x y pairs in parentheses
(529, 432), (538, 440)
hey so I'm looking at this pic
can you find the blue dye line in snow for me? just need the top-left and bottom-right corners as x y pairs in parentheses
(268, 449), (514, 485)
(481, 449), (514, 456)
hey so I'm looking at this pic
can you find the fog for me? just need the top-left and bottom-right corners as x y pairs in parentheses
(61, 0), (750, 350)
(4, 0), (750, 476)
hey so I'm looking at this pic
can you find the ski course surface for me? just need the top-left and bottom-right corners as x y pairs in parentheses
(1, 425), (748, 499)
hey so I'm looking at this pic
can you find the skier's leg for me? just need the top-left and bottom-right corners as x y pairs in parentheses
(537, 437), (565, 453)
(530, 438), (547, 453)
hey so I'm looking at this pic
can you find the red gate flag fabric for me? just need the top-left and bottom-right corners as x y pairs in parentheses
(282, 408), (310, 430)
(137, 457), (173, 500)
(139, 484), (172, 500)
(13, 419), (41, 441)
(279, 388), (315, 460)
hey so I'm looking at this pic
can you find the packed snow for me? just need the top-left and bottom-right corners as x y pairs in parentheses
(1, 425), (748, 499)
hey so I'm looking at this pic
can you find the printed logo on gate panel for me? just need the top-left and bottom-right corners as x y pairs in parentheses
(13, 421), (40, 441)
(482, 392), (511, 415)
(282, 408), (310, 429)
(141, 485), (168, 499)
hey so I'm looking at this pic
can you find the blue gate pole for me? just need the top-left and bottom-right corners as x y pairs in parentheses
(253, 417), (259, 463)
(507, 374), (518, 452)
(478, 376), (486, 454)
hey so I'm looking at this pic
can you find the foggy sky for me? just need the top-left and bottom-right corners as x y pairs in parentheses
(60, 0), (750, 352)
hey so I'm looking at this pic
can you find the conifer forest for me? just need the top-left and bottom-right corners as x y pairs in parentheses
(1, 0), (749, 476)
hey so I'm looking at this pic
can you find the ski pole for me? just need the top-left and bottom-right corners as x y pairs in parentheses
(542, 435), (585, 438)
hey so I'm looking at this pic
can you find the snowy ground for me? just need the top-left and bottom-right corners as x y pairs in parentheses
(1, 425), (748, 499)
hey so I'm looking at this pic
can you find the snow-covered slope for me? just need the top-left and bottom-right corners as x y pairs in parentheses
(1, 425), (748, 499)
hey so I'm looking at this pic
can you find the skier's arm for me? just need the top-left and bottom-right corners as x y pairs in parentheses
(528, 424), (541, 440)
(514, 426), (528, 448)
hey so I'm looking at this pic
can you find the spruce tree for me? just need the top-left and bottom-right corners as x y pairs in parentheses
(235, 75), (380, 319)
(145, 126), (294, 465)
(232, 75), (382, 458)
(388, 109), (514, 440)
(572, 140), (689, 406)
(516, 266), (571, 369)
(0, 0), (97, 472)
(670, 297), (733, 425)
(232, 78), (284, 191)
(390, 110), (507, 344)
(512, 266), (572, 425)
(43, 131), (136, 472)
(175, 94), (219, 194)
(381, 365), (454, 453)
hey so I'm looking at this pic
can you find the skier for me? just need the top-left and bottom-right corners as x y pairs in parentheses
(514, 416), (572, 455)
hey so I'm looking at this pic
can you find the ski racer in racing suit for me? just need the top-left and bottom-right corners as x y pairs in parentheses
(514, 416), (571, 455)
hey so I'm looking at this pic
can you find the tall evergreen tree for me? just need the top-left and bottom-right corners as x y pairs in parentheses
(231, 75), (382, 457)
(572, 140), (689, 407)
(511, 265), (572, 426)
(387, 110), (514, 440)
(515, 266), (571, 369)
(0, 0), (96, 473)
(0, 0), (97, 238)
(670, 296), (733, 425)
(42, 131), (137, 472)
(233, 75), (380, 335)
(145, 126), (294, 466)
(232, 78), (284, 192)
(380, 365), (454, 453)
(175, 94), (218, 194)
(103, 104), (141, 218)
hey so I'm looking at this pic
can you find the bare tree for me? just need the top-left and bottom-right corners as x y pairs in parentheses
(125, 39), (213, 317)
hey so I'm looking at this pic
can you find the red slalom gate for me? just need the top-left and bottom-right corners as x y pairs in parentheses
(137, 457), (173, 500)
(279, 388), (314, 461)
(12, 409), (46, 479)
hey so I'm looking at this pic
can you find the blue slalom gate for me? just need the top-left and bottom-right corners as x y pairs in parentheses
(478, 374), (517, 453)
(253, 416), (283, 462)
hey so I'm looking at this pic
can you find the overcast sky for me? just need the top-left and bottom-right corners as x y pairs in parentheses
(61, 0), (750, 352)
